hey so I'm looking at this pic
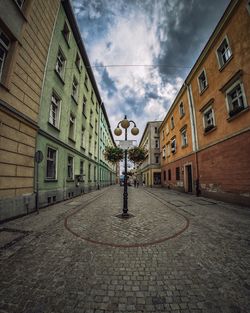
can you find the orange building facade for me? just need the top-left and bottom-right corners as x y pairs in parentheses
(160, 0), (250, 205)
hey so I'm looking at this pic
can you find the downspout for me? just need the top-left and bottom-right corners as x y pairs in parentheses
(185, 82), (201, 196)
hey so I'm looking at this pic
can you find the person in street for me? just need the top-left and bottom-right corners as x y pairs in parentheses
(134, 179), (136, 187)
(143, 180), (145, 187)
(136, 180), (139, 188)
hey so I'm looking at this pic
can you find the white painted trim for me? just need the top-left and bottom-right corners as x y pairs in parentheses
(215, 35), (232, 69)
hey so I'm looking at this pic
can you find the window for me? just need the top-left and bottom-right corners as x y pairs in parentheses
(46, 147), (57, 179)
(84, 73), (89, 90)
(217, 37), (232, 68)
(15, 0), (25, 8)
(155, 140), (159, 148)
(94, 166), (97, 182)
(171, 138), (176, 153)
(69, 113), (75, 140)
(55, 48), (66, 78)
(90, 110), (93, 126)
(94, 141), (97, 156)
(62, 21), (70, 43)
(0, 29), (10, 82)
(203, 107), (215, 133)
(170, 116), (174, 129)
(162, 130), (165, 139)
(72, 76), (78, 101)
(179, 102), (185, 118)
(226, 82), (247, 118)
(163, 171), (166, 181)
(198, 70), (208, 93)
(176, 167), (180, 181)
(89, 136), (92, 154)
(75, 52), (81, 70)
(88, 163), (91, 181)
(162, 146), (166, 159)
(155, 156), (159, 163)
(81, 127), (85, 147)
(67, 156), (74, 180)
(95, 119), (98, 133)
(80, 160), (84, 176)
(181, 128), (188, 147)
(154, 127), (158, 134)
(168, 169), (171, 181)
(49, 92), (61, 128)
(82, 95), (87, 115)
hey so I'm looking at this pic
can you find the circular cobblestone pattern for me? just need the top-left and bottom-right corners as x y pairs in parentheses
(65, 186), (189, 247)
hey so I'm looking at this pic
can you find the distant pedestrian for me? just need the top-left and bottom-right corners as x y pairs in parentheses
(136, 180), (139, 188)
(134, 179), (136, 187)
(143, 180), (145, 187)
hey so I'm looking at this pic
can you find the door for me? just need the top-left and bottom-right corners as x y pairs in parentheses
(186, 165), (192, 192)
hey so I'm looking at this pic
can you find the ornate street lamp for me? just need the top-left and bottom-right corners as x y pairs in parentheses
(114, 115), (139, 217)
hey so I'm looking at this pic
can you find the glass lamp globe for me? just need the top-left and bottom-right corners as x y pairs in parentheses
(121, 118), (130, 129)
(114, 127), (122, 136)
(131, 127), (139, 135)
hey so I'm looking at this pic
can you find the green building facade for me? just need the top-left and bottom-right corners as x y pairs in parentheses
(36, 0), (115, 208)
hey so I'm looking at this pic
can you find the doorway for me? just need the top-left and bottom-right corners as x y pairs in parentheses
(186, 165), (193, 192)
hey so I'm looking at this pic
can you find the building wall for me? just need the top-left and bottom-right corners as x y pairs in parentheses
(159, 0), (250, 205)
(191, 0), (250, 150)
(0, 0), (60, 221)
(138, 121), (162, 187)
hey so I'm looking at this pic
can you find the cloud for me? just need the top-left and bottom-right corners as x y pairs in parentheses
(72, 0), (230, 142)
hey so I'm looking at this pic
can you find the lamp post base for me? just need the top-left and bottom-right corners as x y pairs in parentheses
(115, 213), (135, 219)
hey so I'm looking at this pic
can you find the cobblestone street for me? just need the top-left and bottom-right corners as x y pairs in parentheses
(0, 186), (249, 313)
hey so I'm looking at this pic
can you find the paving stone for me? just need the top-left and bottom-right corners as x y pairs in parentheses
(0, 186), (249, 313)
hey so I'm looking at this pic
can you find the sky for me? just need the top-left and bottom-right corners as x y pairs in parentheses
(71, 0), (230, 143)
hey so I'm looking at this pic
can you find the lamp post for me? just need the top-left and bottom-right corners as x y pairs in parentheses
(114, 115), (139, 217)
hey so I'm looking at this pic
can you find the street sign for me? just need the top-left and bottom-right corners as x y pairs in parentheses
(35, 150), (43, 163)
(117, 140), (135, 150)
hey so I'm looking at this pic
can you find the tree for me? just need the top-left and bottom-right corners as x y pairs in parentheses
(104, 146), (124, 163)
(128, 146), (147, 165)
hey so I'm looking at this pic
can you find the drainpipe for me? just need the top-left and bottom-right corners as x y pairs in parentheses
(185, 82), (201, 196)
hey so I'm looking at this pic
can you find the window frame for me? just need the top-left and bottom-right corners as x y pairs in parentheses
(46, 147), (57, 180)
(179, 102), (185, 118)
(197, 69), (208, 94)
(171, 138), (176, 154)
(216, 36), (232, 69)
(170, 116), (174, 129)
(225, 80), (248, 119)
(203, 106), (216, 133)
(67, 155), (74, 180)
(62, 21), (70, 45)
(72, 75), (79, 102)
(49, 91), (61, 129)
(55, 48), (66, 80)
(0, 28), (11, 83)
(68, 113), (76, 141)
(181, 128), (188, 147)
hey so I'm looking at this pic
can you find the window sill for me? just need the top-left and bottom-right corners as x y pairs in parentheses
(204, 125), (217, 135)
(48, 122), (60, 132)
(90, 123), (93, 128)
(68, 137), (76, 144)
(71, 95), (78, 105)
(180, 114), (185, 120)
(54, 70), (65, 85)
(181, 144), (188, 149)
(0, 81), (10, 92)
(66, 179), (74, 182)
(75, 62), (81, 73)
(82, 112), (87, 119)
(84, 83), (89, 91)
(44, 179), (58, 182)
(219, 55), (233, 72)
(227, 107), (249, 122)
(199, 84), (208, 95)
(80, 146), (86, 151)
